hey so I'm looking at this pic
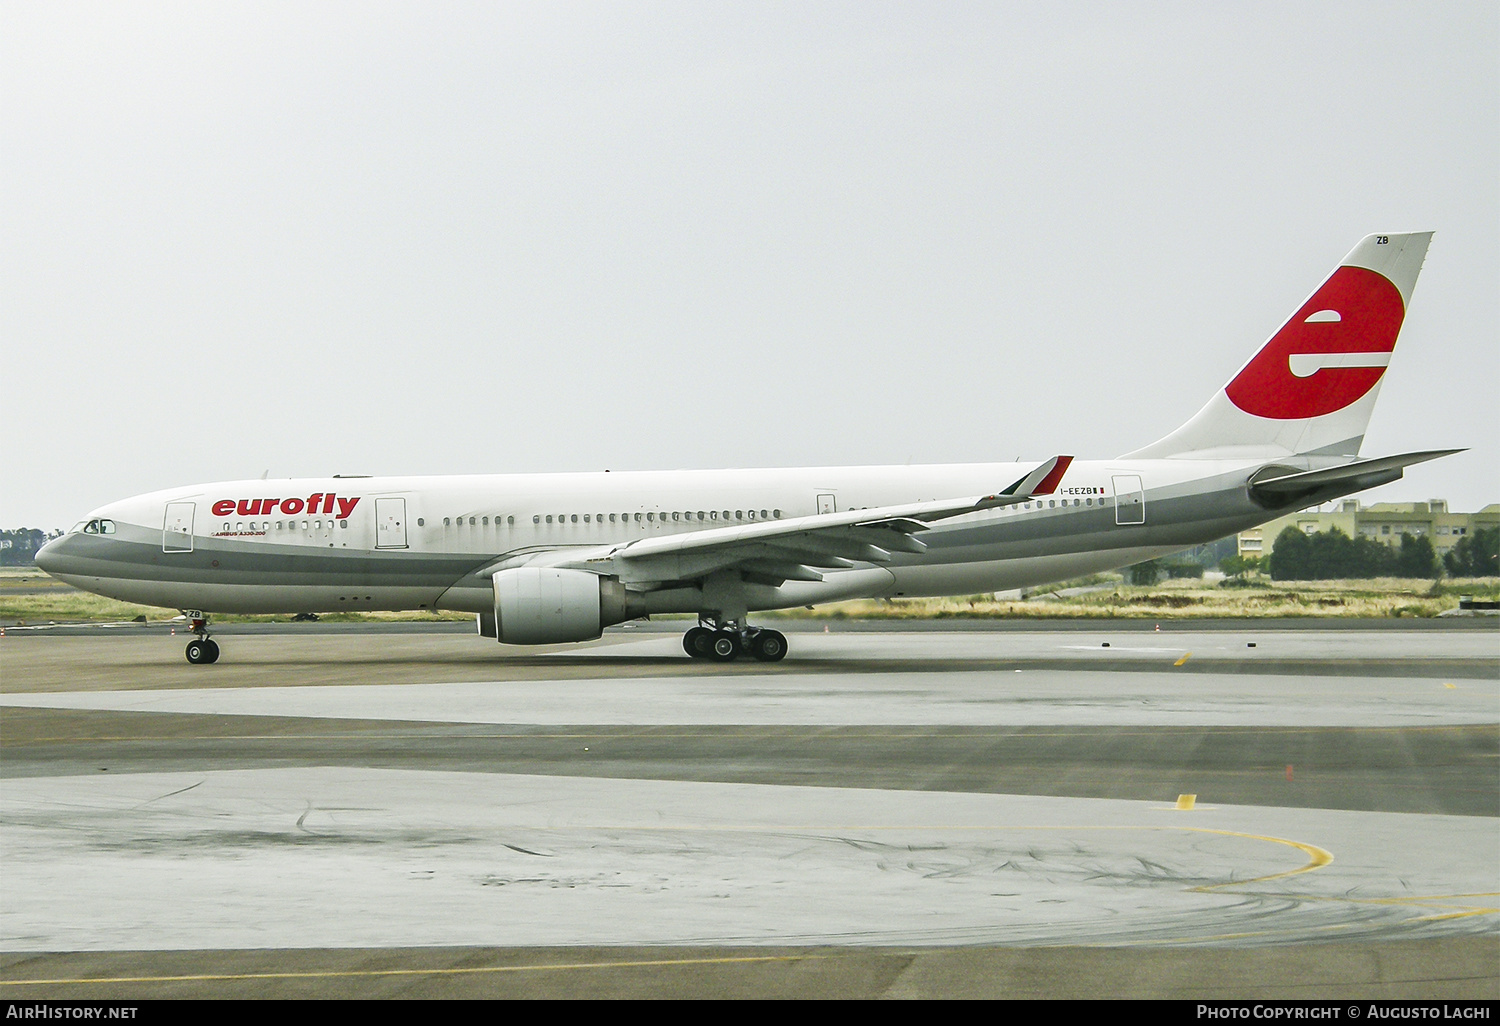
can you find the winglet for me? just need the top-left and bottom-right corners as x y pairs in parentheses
(993, 455), (1073, 500)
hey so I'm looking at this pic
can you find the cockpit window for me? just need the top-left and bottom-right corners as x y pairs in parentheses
(99, 520), (116, 534)
(83, 520), (99, 534)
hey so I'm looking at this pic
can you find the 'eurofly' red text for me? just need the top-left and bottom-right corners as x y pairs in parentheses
(210, 495), (361, 518)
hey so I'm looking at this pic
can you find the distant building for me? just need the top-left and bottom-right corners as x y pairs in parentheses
(1238, 501), (1499, 560)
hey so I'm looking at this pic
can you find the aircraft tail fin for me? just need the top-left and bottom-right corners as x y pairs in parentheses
(1123, 232), (1433, 460)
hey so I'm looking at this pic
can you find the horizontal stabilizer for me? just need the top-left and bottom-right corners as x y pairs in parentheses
(1250, 449), (1463, 498)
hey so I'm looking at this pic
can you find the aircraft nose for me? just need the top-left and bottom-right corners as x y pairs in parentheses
(34, 533), (78, 576)
(35, 535), (60, 573)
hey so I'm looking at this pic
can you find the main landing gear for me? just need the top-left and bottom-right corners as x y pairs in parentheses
(683, 619), (787, 663)
(182, 614), (220, 665)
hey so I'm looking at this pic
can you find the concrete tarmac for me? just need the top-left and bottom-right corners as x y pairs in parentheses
(1, 622), (1496, 999)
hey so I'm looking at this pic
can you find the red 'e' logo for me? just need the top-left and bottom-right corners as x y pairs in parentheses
(1225, 266), (1404, 420)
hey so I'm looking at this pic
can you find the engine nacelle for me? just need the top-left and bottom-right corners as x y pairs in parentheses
(492, 567), (628, 645)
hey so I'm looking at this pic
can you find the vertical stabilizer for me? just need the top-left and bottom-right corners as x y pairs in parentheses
(1123, 232), (1432, 460)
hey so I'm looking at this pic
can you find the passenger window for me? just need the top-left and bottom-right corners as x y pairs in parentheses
(571, 514), (578, 523)
(340, 520), (347, 529)
(762, 510), (770, 519)
(533, 515), (540, 524)
(302, 520), (310, 529)
(508, 516), (514, 526)
(697, 512), (705, 521)
(773, 509), (781, 518)
(546, 515), (553, 524)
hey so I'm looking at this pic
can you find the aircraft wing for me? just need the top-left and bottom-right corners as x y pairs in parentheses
(533, 456), (1073, 586)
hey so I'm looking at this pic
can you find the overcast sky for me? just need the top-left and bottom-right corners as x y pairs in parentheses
(3, 1), (1496, 530)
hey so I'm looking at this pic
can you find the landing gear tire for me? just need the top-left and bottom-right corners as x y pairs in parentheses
(183, 614), (219, 664)
(185, 639), (219, 665)
(708, 630), (741, 662)
(683, 626), (714, 659)
(749, 629), (787, 662)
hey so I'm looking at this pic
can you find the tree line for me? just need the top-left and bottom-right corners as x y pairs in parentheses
(1441, 526), (1500, 577)
(1266, 525), (1498, 580)
(0, 529), (61, 566)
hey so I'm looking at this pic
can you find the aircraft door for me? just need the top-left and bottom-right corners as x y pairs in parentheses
(1112, 475), (1145, 525)
(375, 497), (408, 549)
(163, 502), (195, 552)
(817, 494), (837, 515)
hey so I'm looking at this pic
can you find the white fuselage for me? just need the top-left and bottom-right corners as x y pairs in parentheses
(40, 456), (1293, 619)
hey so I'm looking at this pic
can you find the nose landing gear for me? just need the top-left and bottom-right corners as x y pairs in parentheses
(182, 614), (220, 664)
(683, 619), (787, 663)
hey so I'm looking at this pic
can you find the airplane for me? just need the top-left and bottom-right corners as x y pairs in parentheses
(36, 232), (1461, 665)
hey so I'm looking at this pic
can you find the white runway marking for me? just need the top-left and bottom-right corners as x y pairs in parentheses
(3, 768), (1494, 951)
(2, 671), (1494, 726)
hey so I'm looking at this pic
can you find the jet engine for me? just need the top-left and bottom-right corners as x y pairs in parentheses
(490, 567), (629, 645)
